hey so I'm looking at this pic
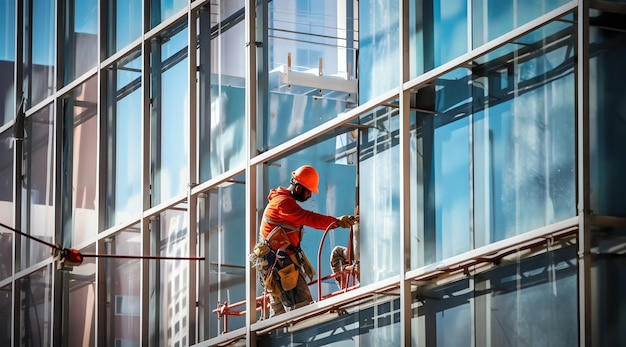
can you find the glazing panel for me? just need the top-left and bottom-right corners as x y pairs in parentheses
(259, 295), (400, 346)
(20, 105), (55, 270)
(0, 0), (15, 126)
(18, 265), (52, 347)
(105, 51), (143, 228)
(151, 23), (189, 205)
(359, 0), (399, 103)
(152, 207), (189, 346)
(106, 0), (142, 56)
(150, 0), (187, 29)
(198, 1), (246, 181)
(475, 246), (577, 346)
(101, 227), (142, 347)
(472, 0), (570, 48)
(262, 0), (358, 150)
(0, 130), (13, 281)
(198, 177), (246, 339)
(24, 0), (55, 107)
(472, 19), (575, 244)
(589, 18), (626, 216)
(65, 245), (96, 346)
(0, 284), (10, 345)
(62, 0), (98, 85)
(358, 106), (400, 285)
(61, 76), (98, 247)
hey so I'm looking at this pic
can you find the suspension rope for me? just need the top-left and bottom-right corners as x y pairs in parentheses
(0, 222), (204, 262)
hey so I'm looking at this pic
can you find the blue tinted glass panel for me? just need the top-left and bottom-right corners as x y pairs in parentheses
(150, 0), (187, 29)
(0, 0), (15, 125)
(152, 25), (188, 205)
(107, 0), (142, 56)
(359, 0), (399, 102)
(201, 180), (247, 339)
(63, 0), (98, 84)
(105, 53), (142, 227)
(358, 107), (400, 285)
(472, 0), (570, 48)
(589, 24), (626, 216)
(27, 0), (55, 106)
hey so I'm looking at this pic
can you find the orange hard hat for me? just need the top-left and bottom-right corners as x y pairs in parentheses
(291, 165), (319, 194)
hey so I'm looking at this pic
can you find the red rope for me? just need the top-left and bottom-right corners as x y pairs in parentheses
(0, 222), (204, 261)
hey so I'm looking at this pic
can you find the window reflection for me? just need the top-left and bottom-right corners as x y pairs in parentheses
(62, 0), (98, 85)
(21, 105), (55, 270)
(105, 51), (143, 228)
(106, 0), (142, 56)
(0, 284), (10, 345)
(0, 130), (13, 281)
(24, 0), (55, 107)
(151, 0), (187, 29)
(152, 208), (189, 345)
(61, 76), (99, 246)
(18, 266), (52, 347)
(151, 22), (189, 205)
(198, 1), (246, 181)
(102, 227), (142, 346)
(199, 178), (246, 339)
(411, 17), (576, 268)
(0, 0), (15, 126)
(66, 245), (96, 346)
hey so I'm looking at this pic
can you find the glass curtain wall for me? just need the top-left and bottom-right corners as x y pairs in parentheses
(0, 130), (13, 281)
(106, 0), (142, 57)
(18, 266), (53, 347)
(61, 0), (98, 85)
(24, 0), (55, 108)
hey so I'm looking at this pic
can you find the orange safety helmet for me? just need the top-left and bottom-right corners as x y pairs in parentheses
(291, 165), (319, 194)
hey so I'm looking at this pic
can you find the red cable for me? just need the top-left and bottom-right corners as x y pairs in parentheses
(1, 222), (204, 261)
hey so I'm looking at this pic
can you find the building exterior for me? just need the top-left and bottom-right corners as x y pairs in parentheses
(0, 0), (625, 346)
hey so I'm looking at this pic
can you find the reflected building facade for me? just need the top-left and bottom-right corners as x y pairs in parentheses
(1, 0), (626, 346)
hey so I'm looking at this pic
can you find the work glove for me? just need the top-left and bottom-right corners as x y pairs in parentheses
(337, 215), (356, 228)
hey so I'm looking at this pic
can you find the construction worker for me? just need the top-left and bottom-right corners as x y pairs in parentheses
(258, 164), (356, 317)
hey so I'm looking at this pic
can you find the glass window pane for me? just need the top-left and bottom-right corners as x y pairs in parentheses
(20, 105), (55, 270)
(0, 284), (10, 345)
(198, 178), (246, 339)
(25, 0), (56, 107)
(359, 106), (400, 285)
(411, 17), (575, 268)
(262, 1), (358, 150)
(0, 0), (15, 126)
(62, 76), (98, 246)
(62, 0), (98, 84)
(589, 20), (626, 216)
(18, 266), (53, 346)
(150, 0), (187, 29)
(0, 130), (13, 281)
(152, 207), (189, 345)
(198, 1), (246, 181)
(472, 0), (570, 48)
(102, 226), (141, 346)
(107, 0), (142, 56)
(151, 23), (189, 205)
(65, 245), (96, 345)
(358, 0), (399, 103)
(105, 51), (143, 228)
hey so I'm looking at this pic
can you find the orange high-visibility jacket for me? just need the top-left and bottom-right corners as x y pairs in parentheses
(260, 187), (337, 249)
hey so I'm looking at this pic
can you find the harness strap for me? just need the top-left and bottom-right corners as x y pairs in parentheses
(263, 216), (300, 232)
